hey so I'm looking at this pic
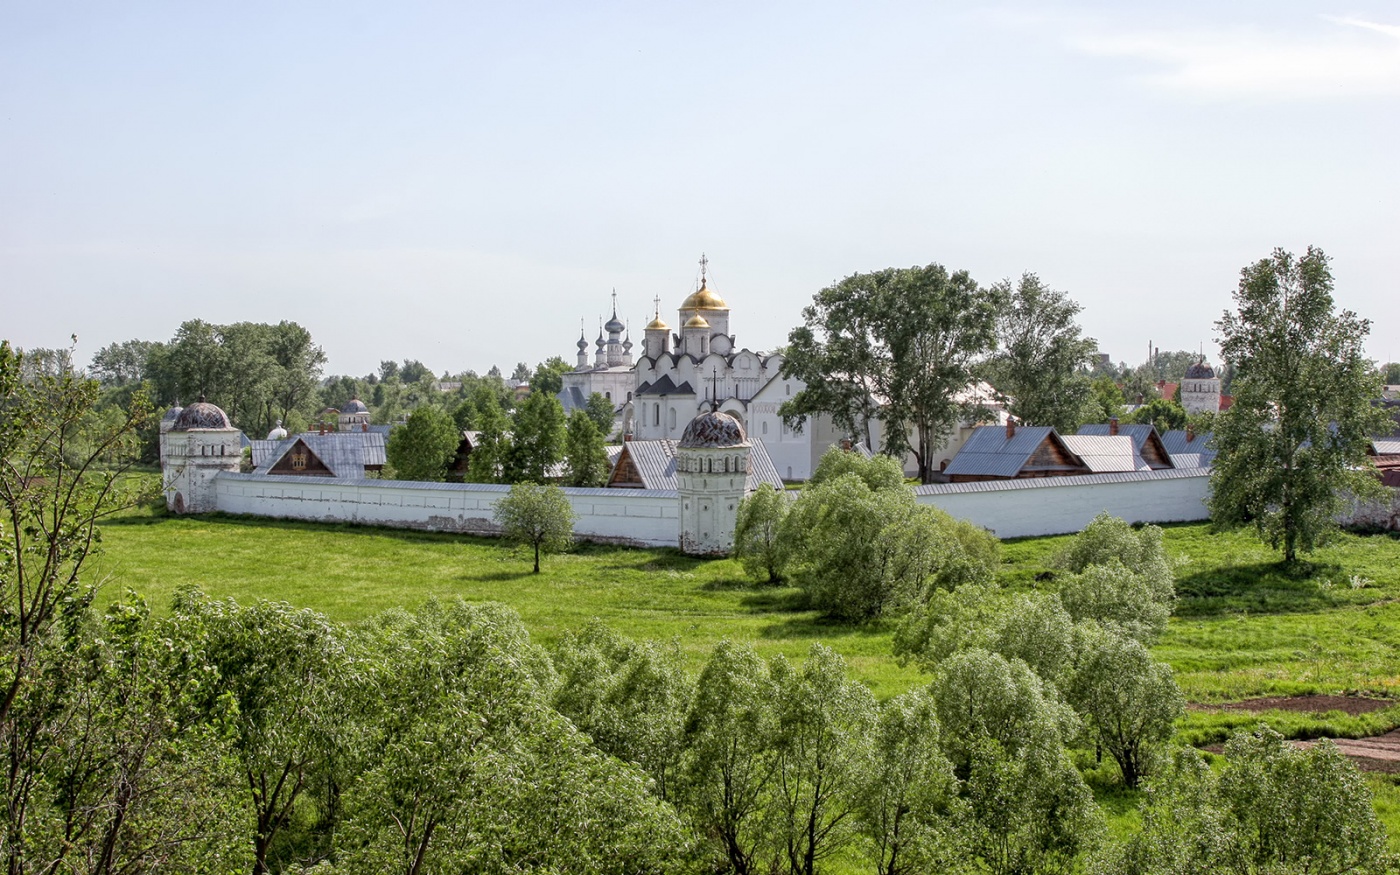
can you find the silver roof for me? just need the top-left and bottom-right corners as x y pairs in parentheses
(1371, 438), (1400, 455)
(1059, 435), (1148, 474)
(914, 465), (1210, 495)
(253, 434), (365, 478)
(1161, 430), (1217, 467)
(1077, 422), (1157, 452)
(607, 439), (783, 491)
(942, 425), (1062, 478)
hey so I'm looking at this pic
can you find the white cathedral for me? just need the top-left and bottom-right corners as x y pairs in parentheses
(557, 259), (855, 482)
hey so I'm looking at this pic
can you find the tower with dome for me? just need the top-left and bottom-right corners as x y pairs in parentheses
(161, 397), (242, 514)
(1181, 358), (1222, 415)
(676, 405), (752, 555)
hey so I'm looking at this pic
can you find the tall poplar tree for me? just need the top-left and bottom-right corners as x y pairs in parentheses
(1209, 246), (1388, 563)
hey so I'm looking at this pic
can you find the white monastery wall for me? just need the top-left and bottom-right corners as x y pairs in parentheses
(913, 469), (1212, 539)
(212, 473), (679, 547)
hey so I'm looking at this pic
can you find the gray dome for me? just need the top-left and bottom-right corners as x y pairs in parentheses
(342, 398), (369, 415)
(1185, 361), (1216, 379)
(605, 312), (625, 335)
(679, 410), (748, 449)
(172, 400), (231, 431)
(161, 405), (184, 423)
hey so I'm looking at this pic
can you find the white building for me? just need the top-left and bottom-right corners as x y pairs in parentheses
(558, 294), (635, 438)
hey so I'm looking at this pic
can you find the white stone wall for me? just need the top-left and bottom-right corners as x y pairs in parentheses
(913, 469), (1212, 539)
(212, 474), (680, 547)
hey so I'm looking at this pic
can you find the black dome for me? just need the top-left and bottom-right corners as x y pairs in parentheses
(679, 410), (748, 449)
(171, 401), (231, 431)
(1185, 361), (1216, 379)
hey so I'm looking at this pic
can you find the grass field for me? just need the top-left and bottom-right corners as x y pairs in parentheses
(92, 506), (1400, 849)
(95, 507), (1400, 714)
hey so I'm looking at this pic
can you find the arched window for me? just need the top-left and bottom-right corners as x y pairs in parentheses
(669, 408), (677, 431)
(654, 403), (660, 426)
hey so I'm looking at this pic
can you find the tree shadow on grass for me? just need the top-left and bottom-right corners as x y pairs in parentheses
(756, 613), (894, 641)
(1174, 560), (1345, 618)
(469, 570), (537, 583)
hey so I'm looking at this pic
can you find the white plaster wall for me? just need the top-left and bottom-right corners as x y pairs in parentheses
(913, 470), (1212, 539)
(213, 474), (679, 546)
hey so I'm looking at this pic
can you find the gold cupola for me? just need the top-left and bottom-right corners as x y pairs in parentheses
(680, 277), (729, 311)
(684, 310), (710, 329)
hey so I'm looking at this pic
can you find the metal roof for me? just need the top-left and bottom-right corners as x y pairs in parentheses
(253, 434), (366, 478)
(914, 465), (1210, 495)
(942, 425), (1062, 478)
(1078, 422), (1156, 451)
(1059, 435), (1148, 473)
(1371, 438), (1400, 455)
(1161, 430), (1217, 467)
(607, 438), (783, 491)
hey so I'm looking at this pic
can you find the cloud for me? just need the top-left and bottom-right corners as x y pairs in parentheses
(1069, 15), (1400, 100)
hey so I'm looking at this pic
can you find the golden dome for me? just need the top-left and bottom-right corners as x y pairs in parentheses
(680, 278), (729, 311)
(646, 315), (670, 331)
(684, 312), (710, 329)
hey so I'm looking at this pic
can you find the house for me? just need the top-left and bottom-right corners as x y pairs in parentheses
(1076, 421), (1174, 469)
(942, 423), (1090, 482)
(1161, 428), (1216, 469)
(251, 431), (386, 478)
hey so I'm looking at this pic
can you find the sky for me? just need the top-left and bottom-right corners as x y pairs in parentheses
(3, 1), (1398, 379)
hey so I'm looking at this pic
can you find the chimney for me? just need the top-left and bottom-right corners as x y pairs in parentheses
(362, 422), (369, 432)
(1006, 418), (1016, 439)
(1109, 416), (1119, 436)
(624, 433), (633, 442)
(840, 438), (852, 452)
(1186, 423), (1195, 442)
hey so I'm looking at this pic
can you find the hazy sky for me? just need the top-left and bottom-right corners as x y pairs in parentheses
(4, 1), (1398, 378)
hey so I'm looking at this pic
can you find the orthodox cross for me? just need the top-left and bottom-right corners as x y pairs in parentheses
(699, 252), (708, 283)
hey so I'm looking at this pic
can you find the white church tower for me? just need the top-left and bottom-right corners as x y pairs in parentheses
(1181, 359), (1222, 416)
(676, 406), (751, 555)
(161, 398), (241, 514)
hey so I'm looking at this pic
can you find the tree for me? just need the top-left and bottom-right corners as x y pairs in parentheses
(385, 405), (458, 482)
(169, 592), (348, 875)
(1100, 730), (1389, 875)
(563, 409), (610, 487)
(531, 357), (572, 396)
(1383, 362), (1400, 385)
(858, 690), (966, 875)
(1054, 513), (1175, 644)
(780, 264), (1000, 483)
(733, 485), (789, 583)
(584, 391), (617, 437)
(89, 339), (158, 387)
(466, 391), (512, 484)
(511, 361), (532, 383)
(930, 650), (1101, 874)
(894, 584), (1076, 684)
(1086, 376), (1126, 424)
(780, 473), (999, 621)
(508, 391), (565, 484)
(1126, 397), (1186, 434)
(983, 273), (1098, 432)
(1, 342), (156, 874)
(768, 645), (877, 875)
(1065, 629), (1183, 788)
(681, 641), (779, 875)
(807, 444), (905, 490)
(493, 483), (575, 573)
(1211, 246), (1389, 563)
(550, 621), (693, 802)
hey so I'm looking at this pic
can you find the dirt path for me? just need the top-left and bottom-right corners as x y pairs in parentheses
(1203, 695), (1400, 772)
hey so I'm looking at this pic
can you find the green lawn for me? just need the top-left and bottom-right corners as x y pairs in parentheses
(95, 508), (1400, 712)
